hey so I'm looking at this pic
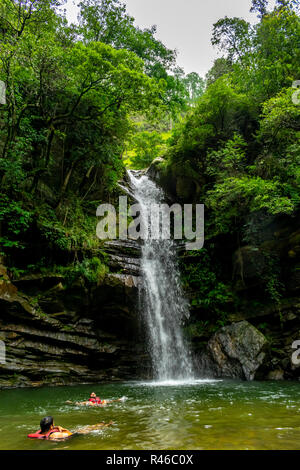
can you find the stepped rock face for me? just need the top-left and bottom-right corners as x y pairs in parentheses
(0, 243), (150, 389)
(196, 321), (268, 380)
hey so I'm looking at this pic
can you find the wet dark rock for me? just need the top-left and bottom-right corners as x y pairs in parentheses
(145, 158), (165, 181)
(146, 159), (177, 200)
(196, 321), (268, 380)
(0, 252), (148, 388)
(105, 239), (141, 258)
(233, 246), (267, 288)
(107, 255), (140, 276)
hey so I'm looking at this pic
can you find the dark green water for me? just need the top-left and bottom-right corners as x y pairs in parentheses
(1, 379), (300, 450)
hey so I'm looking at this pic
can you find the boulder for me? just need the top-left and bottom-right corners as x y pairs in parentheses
(146, 159), (201, 202)
(267, 369), (285, 380)
(146, 157), (165, 181)
(196, 321), (268, 380)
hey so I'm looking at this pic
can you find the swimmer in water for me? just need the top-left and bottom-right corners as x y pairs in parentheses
(27, 416), (113, 441)
(66, 392), (124, 406)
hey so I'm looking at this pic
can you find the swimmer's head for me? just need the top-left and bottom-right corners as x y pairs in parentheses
(40, 416), (54, 433)
(90, 392), (96, 398)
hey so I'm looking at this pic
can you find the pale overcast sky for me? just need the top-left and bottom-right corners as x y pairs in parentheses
(65, 0), (276, 77)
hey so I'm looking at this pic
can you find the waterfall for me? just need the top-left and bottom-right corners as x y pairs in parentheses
(128, 170), (194, 381)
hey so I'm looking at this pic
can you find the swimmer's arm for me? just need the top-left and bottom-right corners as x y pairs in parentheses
(104, 399), (121, 404)
(74, 401), (93, 406)
(76, 421), (114, 434)
(56, 426), (70, 432)
(48, 431), (72, 440)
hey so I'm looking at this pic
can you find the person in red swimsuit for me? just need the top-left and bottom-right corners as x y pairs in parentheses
(88, 392), (105, 405)
(73, 392), (107, 406)
(66, 391), (123, 406)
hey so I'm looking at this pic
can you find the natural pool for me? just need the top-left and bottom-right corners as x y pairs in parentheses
(0, 379), (300, 450)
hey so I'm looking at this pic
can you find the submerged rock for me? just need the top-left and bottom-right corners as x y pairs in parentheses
(197, 321), (268, 380)
(267, 369), (285, 380)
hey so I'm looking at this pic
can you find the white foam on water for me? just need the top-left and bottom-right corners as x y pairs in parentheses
(134, 378), (222, 387)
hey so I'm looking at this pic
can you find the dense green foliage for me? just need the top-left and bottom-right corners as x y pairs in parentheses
(167, 0), (300, 237)
(125, 131), (165, 170)
(0, 0), (202, 272)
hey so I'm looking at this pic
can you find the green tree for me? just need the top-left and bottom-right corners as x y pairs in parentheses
(205, 58), (233, 86)
(78, 0), (190, 117)
(212, 17), (253, 61)
(250, 0), (269, 18)
(183, 72), (205, 106)
(127, 131), (165, 170)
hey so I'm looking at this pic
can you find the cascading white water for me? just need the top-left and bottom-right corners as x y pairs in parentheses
(128, 170), (194, 381)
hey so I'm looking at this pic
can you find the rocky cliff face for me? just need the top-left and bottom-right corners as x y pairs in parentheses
(0, 240), (152, 389)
